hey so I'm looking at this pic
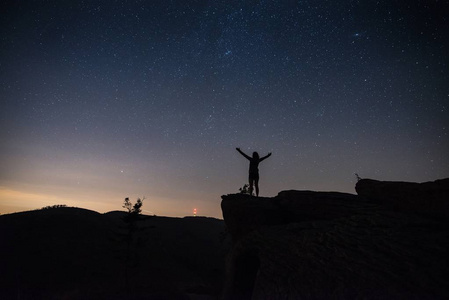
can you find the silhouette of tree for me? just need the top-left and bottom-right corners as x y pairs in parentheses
(123, 197), (143, 221)
(122, 197), (144, 294)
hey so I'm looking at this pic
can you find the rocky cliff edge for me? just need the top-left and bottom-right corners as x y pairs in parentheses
(221, 178), (449, 299)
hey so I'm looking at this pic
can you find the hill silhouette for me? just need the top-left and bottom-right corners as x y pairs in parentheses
(0, 207), (228, 299)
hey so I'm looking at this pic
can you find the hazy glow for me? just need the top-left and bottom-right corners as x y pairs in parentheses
(0, 187), (120, 214)
(0, 186), (218, 218)
(0, 187), (67, 213)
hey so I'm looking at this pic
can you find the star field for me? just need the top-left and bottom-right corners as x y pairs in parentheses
(1, 1), (448, 217)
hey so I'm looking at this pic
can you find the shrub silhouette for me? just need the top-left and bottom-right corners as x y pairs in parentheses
(239, 184), (252, 195)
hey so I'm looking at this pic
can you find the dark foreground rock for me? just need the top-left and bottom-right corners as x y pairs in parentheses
(221, 180), (449, 299)
(222, 191), (373, 242)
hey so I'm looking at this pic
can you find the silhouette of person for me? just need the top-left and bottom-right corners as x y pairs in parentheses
(236, 148), (272, 197)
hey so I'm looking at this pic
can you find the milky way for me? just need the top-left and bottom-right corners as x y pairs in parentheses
(1, 1), (448, 217)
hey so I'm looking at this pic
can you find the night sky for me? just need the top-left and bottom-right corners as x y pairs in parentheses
(1, 1), (448, 218)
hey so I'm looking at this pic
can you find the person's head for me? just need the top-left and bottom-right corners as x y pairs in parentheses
(252, 152), (259, 159)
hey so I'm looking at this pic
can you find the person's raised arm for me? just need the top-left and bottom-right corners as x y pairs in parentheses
(260, 152), (272, 162)
(236, 147), (251, 160)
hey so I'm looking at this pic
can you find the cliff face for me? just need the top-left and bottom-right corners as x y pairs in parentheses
(221, 191), (369, 242)
(221, 179), (449, 299)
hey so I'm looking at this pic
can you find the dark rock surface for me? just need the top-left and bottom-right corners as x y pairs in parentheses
(221, 180), (449, 299)
(356, 178), (449, 218)
(222, 191), (372, 241)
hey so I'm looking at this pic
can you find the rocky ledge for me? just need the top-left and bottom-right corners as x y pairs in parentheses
(221, 178), (449, 299)
(356, 178), (449, 218)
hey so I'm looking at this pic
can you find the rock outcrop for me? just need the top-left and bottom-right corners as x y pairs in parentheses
(356, 178), (449, 218)
(221, 191), (372, 241)
(221, 179), (449, 299)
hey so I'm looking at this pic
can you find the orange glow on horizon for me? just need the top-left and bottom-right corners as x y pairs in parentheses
(0, 186), (223, 219)
(0, 187), (116, 215)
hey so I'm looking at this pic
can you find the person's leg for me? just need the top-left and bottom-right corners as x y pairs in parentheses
(255, 178), (259, 197)
(248, 176), (254, 196)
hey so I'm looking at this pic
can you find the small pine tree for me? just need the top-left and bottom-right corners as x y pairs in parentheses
(123, 197), (143, 222)
(123, 197), (132, 212)
(122, 197), (144, 294)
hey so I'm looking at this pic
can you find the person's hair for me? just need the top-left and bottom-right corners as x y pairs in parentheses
(252, 152), (259, 159)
